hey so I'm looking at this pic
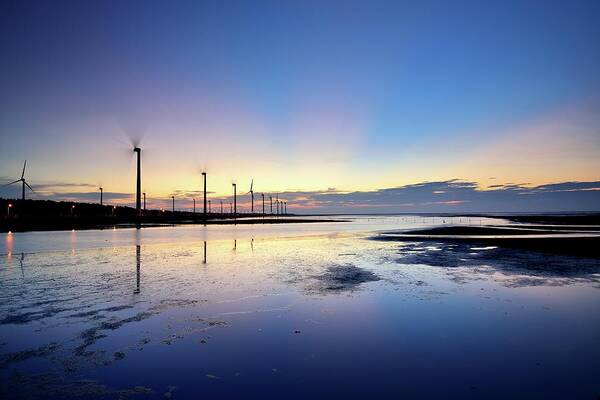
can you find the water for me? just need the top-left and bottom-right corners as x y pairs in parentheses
(1, 216), (599, 399)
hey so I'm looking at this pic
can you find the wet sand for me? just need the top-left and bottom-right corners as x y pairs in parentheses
(377, 225), (600, 257)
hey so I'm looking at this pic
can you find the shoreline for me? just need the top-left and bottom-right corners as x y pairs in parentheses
(1, 216), (346, 233)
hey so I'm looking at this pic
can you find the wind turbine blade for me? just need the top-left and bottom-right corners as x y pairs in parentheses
(2, 180), (21, 187)
(25, 182), (34, 192)
(250, 179), (253, 192)
(21, 160), (27, 179)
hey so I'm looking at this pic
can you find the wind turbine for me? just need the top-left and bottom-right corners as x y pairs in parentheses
(248, 179), (254, 214)
(133, 147), (142, 216)
(232, 183), (237, 217)
(202, 172), (207, 218)
(4, 160), (34, 201)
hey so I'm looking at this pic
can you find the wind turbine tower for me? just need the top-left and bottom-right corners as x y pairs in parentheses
(232, 183), (237, 217)
(202, 172), (207, 218)
(134, 147), (142, 216)
(248, 179), (254, 214)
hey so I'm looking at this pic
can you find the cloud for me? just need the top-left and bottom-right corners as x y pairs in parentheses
(2, 179), (599, 213)
(273, 180), (600, 213)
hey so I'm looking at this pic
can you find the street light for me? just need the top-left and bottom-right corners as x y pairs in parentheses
(7, 203), (13, 218)
(71, 204), (75, 217)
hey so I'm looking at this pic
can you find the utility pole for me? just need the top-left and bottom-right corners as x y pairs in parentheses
(100, 187), (103, 205)
(193, 198), (196, 214)
(270, 196), (273, 214)
(143, 192), (146, 211)
(261, 193), (265, 215)
(172, 196), (175, 212)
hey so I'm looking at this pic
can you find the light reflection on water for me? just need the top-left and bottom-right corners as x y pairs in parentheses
(2, 215), (508, 255)
(0, 217), (599, 399)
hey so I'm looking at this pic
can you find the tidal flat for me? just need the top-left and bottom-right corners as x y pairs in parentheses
(1, 216), (599, 399)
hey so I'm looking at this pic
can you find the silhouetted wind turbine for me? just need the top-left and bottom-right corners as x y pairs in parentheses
(248, 179), (254, 214)
(133, 147), (142, 216)
(4, 160), (34, 201)
(202, 172), (207, 218)
(232, 183), (237, 217)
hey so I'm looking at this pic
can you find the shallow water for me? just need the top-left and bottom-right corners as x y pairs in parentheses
(1, 216), (599, 399)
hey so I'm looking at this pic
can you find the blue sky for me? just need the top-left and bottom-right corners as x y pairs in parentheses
(1, 0), (599, 212)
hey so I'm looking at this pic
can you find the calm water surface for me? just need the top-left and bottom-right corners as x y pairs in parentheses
(1, 216), (599, 399)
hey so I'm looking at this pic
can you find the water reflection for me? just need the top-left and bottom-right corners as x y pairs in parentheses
(19, 253), (24, 279)
(134, 245), (140, 294)
(1, 230), (599, 399)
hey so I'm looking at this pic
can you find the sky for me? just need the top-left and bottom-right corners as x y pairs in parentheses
(1, 0), (599, 213)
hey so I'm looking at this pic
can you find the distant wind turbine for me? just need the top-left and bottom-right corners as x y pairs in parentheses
(248, 179), (254, 213)
(133, 146), (142, 216)
(232, 183), (237, 217)
(4, 160), (34, 201)
(202, 172), (207, 218)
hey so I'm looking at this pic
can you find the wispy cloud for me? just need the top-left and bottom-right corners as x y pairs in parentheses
(2, 179), (599, 213)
